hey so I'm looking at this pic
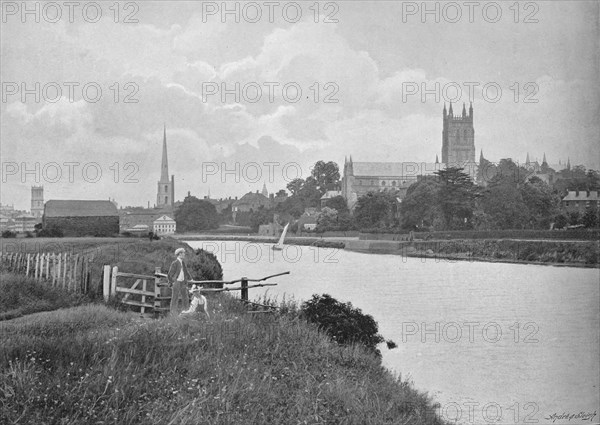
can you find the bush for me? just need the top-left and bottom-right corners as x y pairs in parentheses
(1, 230), (17, 238)
(188, 248), (224, 287)
(301, 294), (391, 356)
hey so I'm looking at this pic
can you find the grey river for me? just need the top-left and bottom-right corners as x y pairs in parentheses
(187, 240), (600, 425)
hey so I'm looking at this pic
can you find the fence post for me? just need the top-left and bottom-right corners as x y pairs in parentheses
(111, 266), (118, 297)
(241, 277), (248, 301)
(26, 253), (31, 277)
(154, 268), (162, 313)
(103, 265), (111, 301)
(141, 279), (147, 314)
(52, 254), (57, 287)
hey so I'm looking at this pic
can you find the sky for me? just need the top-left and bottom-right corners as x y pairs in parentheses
(1, 0), (599, 211)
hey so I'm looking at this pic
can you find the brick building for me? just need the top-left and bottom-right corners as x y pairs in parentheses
(43, 200), (119, 236)
(561, 190), (599, 214)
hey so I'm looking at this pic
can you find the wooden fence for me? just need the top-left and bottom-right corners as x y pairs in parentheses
(104, 267), (289, 315)
(0, 251), (92, 293)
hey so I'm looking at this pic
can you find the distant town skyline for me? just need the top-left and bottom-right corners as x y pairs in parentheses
(2, 1), (598, 211)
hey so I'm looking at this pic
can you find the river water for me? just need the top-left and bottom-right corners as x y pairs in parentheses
(186, 240), (600, 425)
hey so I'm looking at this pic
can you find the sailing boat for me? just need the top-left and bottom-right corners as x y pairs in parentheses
(272, 223), (289, 251)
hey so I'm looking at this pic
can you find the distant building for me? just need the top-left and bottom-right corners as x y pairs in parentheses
(43, 200), (119, 236)
(297, 208), (319, 232)
(119, 209), (165, 233)
(157, 125), (175, 209)
(153, 215), (176, 235)
(31, 186), (44, 218)
(0, 214), (10, 231)
(233, 191), (271, 213)
(12, 214), (38, 233)
(320, 190), (342, 208)
(342, 103), (478, 209)
(561, 190), (599, 214)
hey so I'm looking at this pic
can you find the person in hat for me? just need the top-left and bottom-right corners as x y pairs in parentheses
(181, 284), (210, 319)
(167, 248), (191, 314)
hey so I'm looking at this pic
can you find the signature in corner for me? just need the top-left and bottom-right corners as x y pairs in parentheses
(545, 411), (598, 423)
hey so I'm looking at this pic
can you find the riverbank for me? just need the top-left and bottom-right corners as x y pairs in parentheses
(343, 238), (599, 268)
(173, 234), (599, 268)
(0, 238), (448, 425)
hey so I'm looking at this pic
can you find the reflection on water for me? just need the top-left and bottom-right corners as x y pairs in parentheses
(187, 240), (600, 424)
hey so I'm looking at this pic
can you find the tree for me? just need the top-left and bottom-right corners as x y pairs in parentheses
(324, 195), (349, 214)
(299, 176), (321, 208)
(400, 178), (441, 229)
(568, 211), (581, 226)
(175, 196), (219, 232)
(286, 178), (304, 196)
(353, 191), (397, 229)
(582, 206), (599, 228)
(520, 177), (561, 229)
(316, 207), (338, 232)
(311, 160), (341, 194)
(478, 183), (529, 229)
(248, 207), (274, 233)
(435, 167), (479, 229)
(554, 214), (568, 229)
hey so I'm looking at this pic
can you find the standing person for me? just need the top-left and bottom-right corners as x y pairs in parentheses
(167, 248), (191, 314)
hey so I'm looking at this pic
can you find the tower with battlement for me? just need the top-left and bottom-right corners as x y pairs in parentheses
(156, 125), (175, 209)
(442, 102), (475, 165)
(31, 186), (44, 218)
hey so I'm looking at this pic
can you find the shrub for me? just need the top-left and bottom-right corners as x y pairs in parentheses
(189, 248), (224, 287)
(1, 230), (17, 238)
(37, 225), (64, 238)
(301, 294), (392, 356)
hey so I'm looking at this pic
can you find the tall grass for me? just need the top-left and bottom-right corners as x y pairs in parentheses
(1, 298), (446, 424)
(0, 273), (90, 321)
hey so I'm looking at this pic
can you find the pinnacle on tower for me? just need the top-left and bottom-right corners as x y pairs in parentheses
(261, 183), (268, 197)
(435, 154), (439, 163)
(160, 124), (169, 182)
(462, 102), (466, 117)
(469, 101), (473, 117)
(479, 150), (485, 163)
(567, 157), (571, 170)
(542, 153), (547, 165)
(443, 103), (447, 117)
(526, 153), (530, 165)
(448, 102), (453, 116)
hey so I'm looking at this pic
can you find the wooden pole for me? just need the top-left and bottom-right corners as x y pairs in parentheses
(141, 279), (147, 314)
(103, 265), (111, 301)
(241, 277), (248, 301)
(111, 266), (118, 298)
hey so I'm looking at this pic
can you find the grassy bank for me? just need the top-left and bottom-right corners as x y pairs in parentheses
(0, 274), (90, 321)
(1, 298), (446, 424)
(411, 239), (599, 266)
(178, 234), (345, 249)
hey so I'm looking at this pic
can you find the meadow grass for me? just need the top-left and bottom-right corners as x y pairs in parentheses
(1, 296), (447, 424)
(0, 274), (90, 321)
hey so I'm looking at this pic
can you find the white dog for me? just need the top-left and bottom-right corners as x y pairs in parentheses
(180, 284), (210, 319)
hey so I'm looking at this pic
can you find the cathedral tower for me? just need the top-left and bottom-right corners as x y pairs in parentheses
(442, 102), (475, 165)
(157, 125), (175, 209)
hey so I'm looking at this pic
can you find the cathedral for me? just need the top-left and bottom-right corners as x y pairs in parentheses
(342, 102), (478, 208)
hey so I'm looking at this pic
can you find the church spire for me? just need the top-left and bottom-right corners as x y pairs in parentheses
(567, 157), (571, 170)
(526, 152), (530, 165)
(479, 149), (484, 163)
(542, 153), (547, 165)
(435, 154), (439, 163)
(262, 183), (268, 197)
(469, 101), (473, 118)
(160, 124), (169, 182)
(443, 103), (447, 117)
(462, 102), (466, 117)
(448, 102), (453, 116)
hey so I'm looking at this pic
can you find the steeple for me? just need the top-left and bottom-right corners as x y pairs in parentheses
(261, 183), (268, 197)
(567, 157), (571, 170)
(462, 102), (466, 117)
(160, 124), (169, 182)
(435, 154), (439, 164)
(443, 103), (447, 118)
(479, 150), (484, 163)
(542, 153), (547, 165)
(526, 152), (530, 165)
(469, 101), (473, 118)
(448, 102), (453, 116)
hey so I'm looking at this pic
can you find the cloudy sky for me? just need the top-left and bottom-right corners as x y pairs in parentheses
(1, 1), (598, 210)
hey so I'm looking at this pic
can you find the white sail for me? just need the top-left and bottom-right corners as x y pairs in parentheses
(273, 223), (289, 250)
